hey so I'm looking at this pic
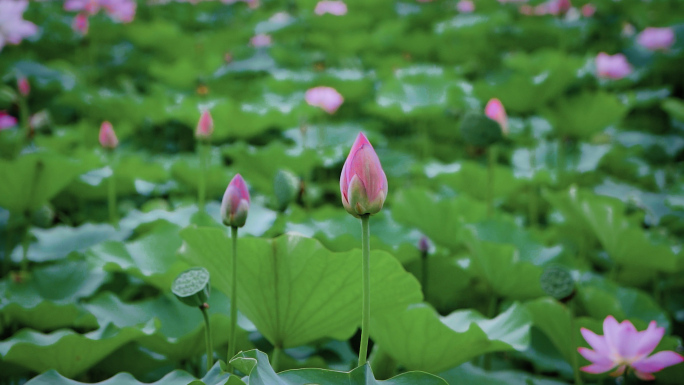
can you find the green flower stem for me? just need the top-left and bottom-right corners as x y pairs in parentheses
(557, 137), (566, 185)
(483, 295), (498, 370)
(528, 185), (538, 228)
(198, 142), (207, 212)
(358, 214), (371, 367)
(569, 299), (584, 385)
(228, 226), (239, 373)
(20, 223), (30, 273)
(18, 97), (30, 143)
(271, 346), (282, 373)
(487, 145), (498, 217)
(420, 250), (428, 302)
(200, 305), (213, 373)
(107, 153), (118, 226)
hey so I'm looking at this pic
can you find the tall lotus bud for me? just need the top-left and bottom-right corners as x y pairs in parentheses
(221, 174), (250, 228)
(17, 77), (30, 97)
(340, 133), (388, 218)
(99, 121), (119, 149)
(72, 13), (89, 35)
(485, 98), (508, 135)
(305, 86), (344, 114)
(195, 110), (213, 140)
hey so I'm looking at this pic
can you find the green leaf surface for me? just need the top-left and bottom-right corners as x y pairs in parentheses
(439, 362), (568, 385)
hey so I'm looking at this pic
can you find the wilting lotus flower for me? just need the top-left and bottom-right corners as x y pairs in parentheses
(0, 0), (38, 52)
(0, 111), (17, 130)
(17, 77), (29, 97)
(340, 133), (388, 218)
(595, 52), (632, 80)
(314, 1), (347, 16)
(221, 174), (250, 227)
(581, 3), (596, 17)
(305, 86), (344, 114)
(99, 121), (118, 149)
(579, 316), (684, 380)
(456, 0), (475, 13)
(637, 27), (676, 51)
(72, 13), (89, 35)
(250, 34), (272, 47)
(485, 98), (508, 135)
(196, 110), (213, 139)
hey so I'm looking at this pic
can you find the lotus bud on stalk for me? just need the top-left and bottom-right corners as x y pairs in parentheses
(221, 173), (250, 372)
(17, 77), (29, 97)
(484, 98), (508, 136)
(340, 132), (388, 367)
(195, 110), (213, 211)
(99, 121), (119, 149)
(72, 13), (89, 35)
(418, 236), (431, 300)
(99, 121), (118, 224)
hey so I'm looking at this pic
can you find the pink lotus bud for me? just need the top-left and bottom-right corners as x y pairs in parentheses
(637, 27), (675, 51)
(195, 110), (213, 139)
(456, 0), (474, 13)
(305, 86), (344, 114)
(17, 77), (30, 97)
(72, 13), (89, 35)
(99, 121), (119, 149)
(581, 3), (596, 17)
(340, 133), (388, 218)
(578, 315), (684, 380)
(418, 236), (431, 253)
(595, 52), (632, 80)
(314, 1), (347, 16)
(221, 174), (251, 228)
(485, 98), (508, 135)
(250, 34), (272, 47)
(0, 111), (17, 130)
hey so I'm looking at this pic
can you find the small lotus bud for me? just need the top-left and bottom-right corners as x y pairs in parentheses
(195, 110), (213, 140)
(274, 169), (300, 211)
(595, 52), (632, 80)
(418, 236), (431, 253)
(99, 121), (119, 149)
(540, 266), (575, 302)
(305, 86), (344, 114)
(72, 13), (89, 35)
(484, 98), (508, 135)
(340, 133), (388, 218)
(221, 174), (251, 228)
(17, 77), (30, 97)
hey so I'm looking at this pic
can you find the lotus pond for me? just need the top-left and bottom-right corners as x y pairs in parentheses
(1, 0), (684, 384)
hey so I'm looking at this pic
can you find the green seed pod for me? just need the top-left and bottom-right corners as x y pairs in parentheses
(32, 204), (54, 228)
(274, 169), (300, 212)
(172, 267), (211, 308)
(539, 266), (575, 302)
(459, 112), (504, 148)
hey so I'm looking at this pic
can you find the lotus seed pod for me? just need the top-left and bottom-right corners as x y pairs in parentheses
(32, 204), (54, 228)
(172, 267), (211, 308)
(540, 266), (575, 301)
(274, 169), (299, 211)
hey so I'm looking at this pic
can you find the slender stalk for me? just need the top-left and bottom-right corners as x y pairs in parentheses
(18, 97), (30, 143)
(107, 161), (118, 225)
(483, 295), (498, 370)
(557, 137), (566, 185)
(198, 142), (207, 212)
(420, 250), (428, 302)
(358, 215), (371, 367)
(228, 226), (239, 372)
(487, 146), (498, 217)
(569, 299), (584, 385)
(528, 185), (538, 228)
(3, 217), (12, 276)
(20, 224), (30, 273)
(200, 305), (213, 373)
(271, 346), (282, 373)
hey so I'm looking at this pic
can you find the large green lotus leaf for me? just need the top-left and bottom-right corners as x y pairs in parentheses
(370, 302), (531, 373)
(511, 141), (611, 181)
(86, 224), (188, 289)
(0, 152), (83, 213)
(24, 360), (232, 385)
(431, 161), (523, 202)
(391, 188), (488, 250)
(0, 322), (155, 378)
(231, 349), (447, 385)
(179, 229), (422, 348)
(404, 254), (472, 313)
(463, 228), (545, 300)
(662, 98), (684, 122)
(236, 92), (307, 136)
(543, 91), (628, 139)
(595, 179), (679, 227)
(11, 223), (127, 263)
(84, 292), (251, 361)
(439, 361), (568, 385)
(170, 151), (234, 200)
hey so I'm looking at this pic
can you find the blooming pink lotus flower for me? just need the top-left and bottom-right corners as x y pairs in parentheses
(72, 13), (89, 35)
(17, 77), (29, 97)
(485, 98), (508, 135)
(0, 111), (17, 130)
(250, 34), (271, 47)
(196, 110), (213, 139)
(314, 1), (347, 16)
(595, 52), (632, 80)
(305, 86), (344, 114)
(0, 0), (38, 52)
(456, 0), (475, 13)
(99, 121), (119, 149)
(581, 3), (596, 17)
(579, 316), (684, 380)
(637, 27), (676, 51)
(340, 133), (388, 218)
(221, 174), (250, 227)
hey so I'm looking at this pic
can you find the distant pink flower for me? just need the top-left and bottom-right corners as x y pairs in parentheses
(581, 3), (596, 17)
(457, 0), (475, 13)
(534, 0), (571, 15)
(72, 13), (89, 35)
(305, 86), (344, 114)
(64, 0), (100, 15)
(196, 110), (213, 139)
(17, 77), (29, 97)
(0, 0), (38, 52)
(579, 316), (684, 381)
(595, 52), (632, 80)
(498, 0), (528, 3)
(0, 111), (17, 130)
(314, 1), (347, 16)
(99, 121), (119, 149)
(637, 27), (676, 51)
(64, 0), (136, 23)
(485, 98), (508, 135)
(519, 5), (534, 15)
(250, 34), (271, 47)
(340, 132), (388, 218)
